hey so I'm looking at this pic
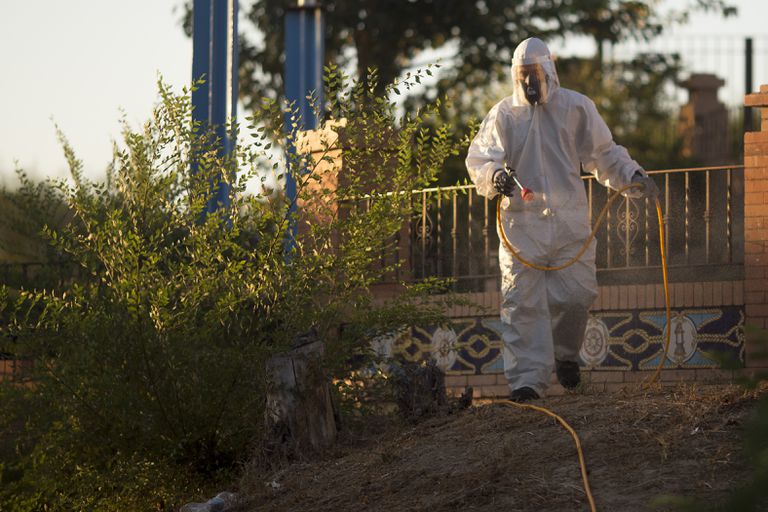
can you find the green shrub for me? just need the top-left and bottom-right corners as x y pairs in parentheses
(0, 67), (459, 511)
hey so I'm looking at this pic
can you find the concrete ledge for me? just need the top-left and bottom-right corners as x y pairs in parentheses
(446, 367), (765, 398)
(445, 281), (745, 317)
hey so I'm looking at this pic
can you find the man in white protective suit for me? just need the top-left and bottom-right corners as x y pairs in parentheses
(465, 37), (659, 402)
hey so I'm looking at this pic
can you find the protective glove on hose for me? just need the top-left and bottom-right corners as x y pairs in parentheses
(492, 168), (517, 197)
(631, 171), (660, 200)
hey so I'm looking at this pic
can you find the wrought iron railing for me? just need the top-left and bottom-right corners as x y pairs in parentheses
(2, 166), (745, 295)
(405, 165), (745, 292)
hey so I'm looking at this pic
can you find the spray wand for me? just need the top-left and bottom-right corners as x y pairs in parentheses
(506, 166), (535, 202)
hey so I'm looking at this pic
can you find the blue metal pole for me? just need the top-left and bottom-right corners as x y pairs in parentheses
(284, 3), (325, 252)
(192, 0), (239, 215)
(191, 0), (211, 127)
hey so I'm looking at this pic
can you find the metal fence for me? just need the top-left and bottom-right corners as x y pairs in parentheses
(3, 166), (745, 295)
(554, 35), (768, 161)
(613, 35), (767, 156)
(556, 35), (768, 107)
(405, 165), (744, 292)
(608, 35), (768, 109)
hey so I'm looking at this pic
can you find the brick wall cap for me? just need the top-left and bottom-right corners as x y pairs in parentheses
(745, 91), (768, 107)
(744, 131), (768, 143)
(681, 73), (724, 91)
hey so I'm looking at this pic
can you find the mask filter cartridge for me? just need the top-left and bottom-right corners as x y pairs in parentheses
(523, 74), (541, 105)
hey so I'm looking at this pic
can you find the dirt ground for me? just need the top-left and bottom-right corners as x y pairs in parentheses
(236, 384), (759, 512)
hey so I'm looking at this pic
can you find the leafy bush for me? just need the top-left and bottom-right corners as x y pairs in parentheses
(0, 67), (459, 511)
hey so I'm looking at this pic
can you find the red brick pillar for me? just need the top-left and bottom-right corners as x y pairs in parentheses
(744, 85), (768, 366)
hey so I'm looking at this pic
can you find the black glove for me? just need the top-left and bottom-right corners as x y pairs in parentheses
(631, 171), (660, 200)
(492, 168), (516, 197)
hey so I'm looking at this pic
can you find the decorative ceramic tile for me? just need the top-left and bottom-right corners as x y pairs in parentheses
(390, 306), (745, 374)
(393, 319), (503, 375)
(580, 317), (611, 367)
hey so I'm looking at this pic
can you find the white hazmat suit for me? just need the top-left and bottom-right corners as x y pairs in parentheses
(466, 37), (650, 398)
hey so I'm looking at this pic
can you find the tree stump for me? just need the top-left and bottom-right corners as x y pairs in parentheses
(391, 359), (448, 422)
(264, 334), (337, 456)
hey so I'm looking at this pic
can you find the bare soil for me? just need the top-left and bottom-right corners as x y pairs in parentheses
(236, 384), (759, 512)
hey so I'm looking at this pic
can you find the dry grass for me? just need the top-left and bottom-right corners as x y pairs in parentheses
(235, 384), (759, 512)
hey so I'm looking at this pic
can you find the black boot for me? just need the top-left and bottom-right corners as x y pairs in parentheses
(556, 360), (581, 389)
(509, 386), (540, 403)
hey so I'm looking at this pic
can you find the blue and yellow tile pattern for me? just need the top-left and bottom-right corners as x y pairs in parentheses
(390, 306), (745, 374)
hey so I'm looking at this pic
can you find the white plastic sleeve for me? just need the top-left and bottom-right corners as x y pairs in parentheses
(465, 104), (506, 199)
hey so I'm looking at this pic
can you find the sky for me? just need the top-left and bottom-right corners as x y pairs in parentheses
(1, 1), (192, 186)
(1, 0), (766, 187)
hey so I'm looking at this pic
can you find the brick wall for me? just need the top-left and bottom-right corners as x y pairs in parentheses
(434, 84), (768, 398)
(437, 282), (745, 398)
(445, 85), (768, 397)
(0, 358), (33, 383)
(300, 98), (768, 398)
(744, 85), (768, 366)
(442, 281), (745, 318)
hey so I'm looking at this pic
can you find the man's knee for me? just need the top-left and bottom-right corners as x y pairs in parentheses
(549, 287), (596, 312)
(501, 297), (549, 323)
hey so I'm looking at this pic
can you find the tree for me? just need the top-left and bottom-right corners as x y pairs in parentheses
(181, 0), (735, 113)
(179, 0), (736, 186)
(557, 52), (692, 170)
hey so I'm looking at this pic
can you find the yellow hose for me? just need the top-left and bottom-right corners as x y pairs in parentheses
(494, 184), (673, 511)
(646, 200), (672, 386)
(500, 399), (597, 512)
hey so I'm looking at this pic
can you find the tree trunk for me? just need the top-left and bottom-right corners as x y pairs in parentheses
(264, 333), (337, 456)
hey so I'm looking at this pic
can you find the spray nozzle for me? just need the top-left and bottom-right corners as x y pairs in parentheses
(506, 167), (534, 201)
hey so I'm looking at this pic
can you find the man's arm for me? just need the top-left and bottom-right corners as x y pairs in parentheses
(577, 98), (647, 197)
(466, 103), (507, 199)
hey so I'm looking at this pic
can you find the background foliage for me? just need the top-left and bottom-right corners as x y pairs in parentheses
(182, 0), (735, 107)
(0, 170), (76, 290)
(181, 0), (737, 185)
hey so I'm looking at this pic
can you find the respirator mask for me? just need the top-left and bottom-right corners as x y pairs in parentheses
(516, 64), (548, 106)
